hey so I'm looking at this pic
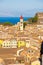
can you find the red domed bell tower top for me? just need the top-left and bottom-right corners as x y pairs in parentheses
(20, 16), (23, 19)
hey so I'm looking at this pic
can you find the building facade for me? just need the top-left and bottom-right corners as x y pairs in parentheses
(36, 12), (43, 24)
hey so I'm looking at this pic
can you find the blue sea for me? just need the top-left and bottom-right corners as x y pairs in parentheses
(0, 17), (29, 24)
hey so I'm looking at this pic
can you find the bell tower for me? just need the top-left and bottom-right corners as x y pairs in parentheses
(20, 16), (23, 31)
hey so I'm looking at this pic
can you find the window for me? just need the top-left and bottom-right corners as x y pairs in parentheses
(1, 45), (2, 47)
(7, 46), (8, 47)
(3, 43), (5, 47)
(27, 50), (31, 53)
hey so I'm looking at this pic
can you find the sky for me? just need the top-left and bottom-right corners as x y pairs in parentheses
(0, 0), (43, 17)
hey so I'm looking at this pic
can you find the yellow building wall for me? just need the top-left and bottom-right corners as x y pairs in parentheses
(31, 60), (40, 65)
(0, 40), (3, 48)
(17, 41), (26, 48)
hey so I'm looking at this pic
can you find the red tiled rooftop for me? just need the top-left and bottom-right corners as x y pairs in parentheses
(20, 16), (23, 19)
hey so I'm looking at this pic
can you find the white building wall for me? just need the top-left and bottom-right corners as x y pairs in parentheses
(2, 40), (17, 48)
(10, 40), (17, 48)
(20, 19), (23, 22)
(20, 19), (23, 31)
(2, 40), (10, 48)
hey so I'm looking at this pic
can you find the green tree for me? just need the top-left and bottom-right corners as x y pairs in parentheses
(23, 22), (27, 28)
(28, 17), (33, 24)
(28, 15), (38, 24)
(32, 15), (38, 23)
(3, 22), (13, 26)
